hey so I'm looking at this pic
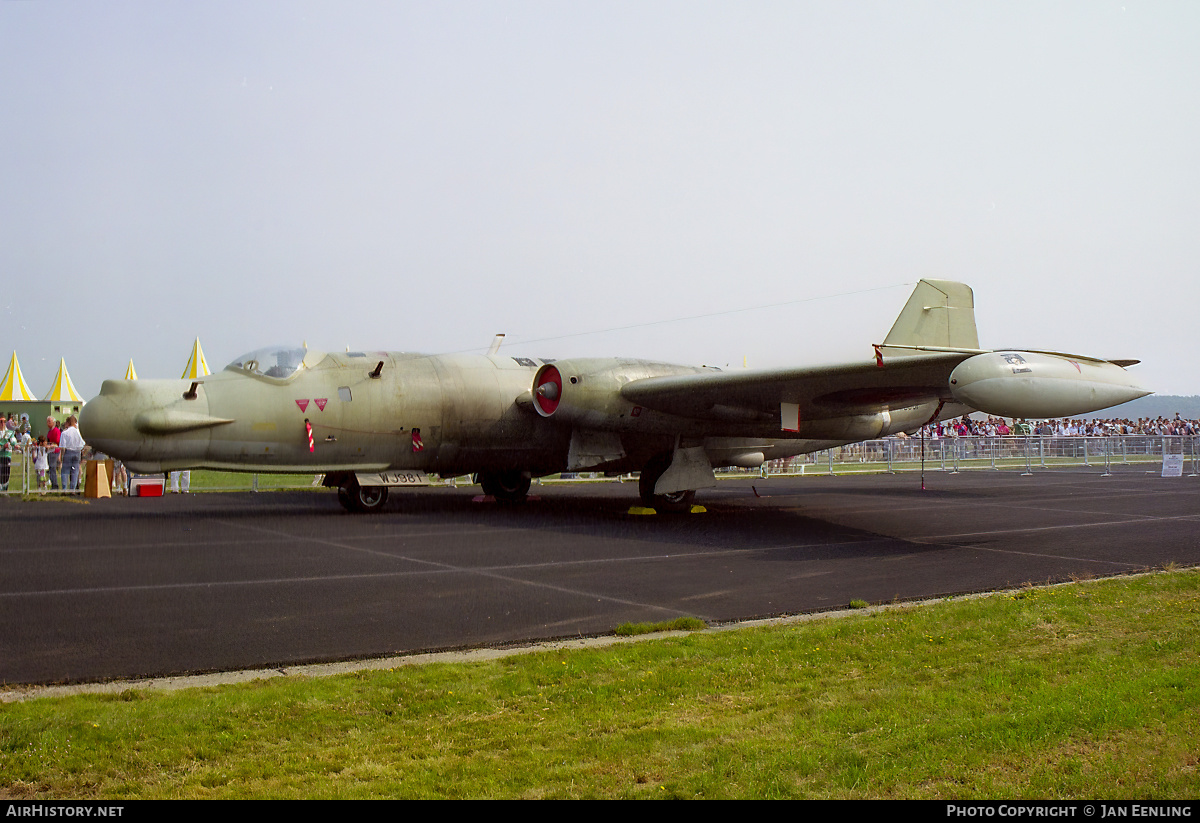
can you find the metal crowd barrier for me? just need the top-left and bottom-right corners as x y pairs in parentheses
(751, 435), (1200, 478)
(3, 435), (1197, 496)
(0, 451), (328, 496)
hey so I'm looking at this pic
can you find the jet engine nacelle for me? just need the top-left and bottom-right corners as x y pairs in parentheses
(531, 360), (640, 430)
(949, 351), (1149, 419)
(531, 358), (705, 431)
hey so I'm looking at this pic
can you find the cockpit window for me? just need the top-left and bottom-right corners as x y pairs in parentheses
(226, 345), (311, 380)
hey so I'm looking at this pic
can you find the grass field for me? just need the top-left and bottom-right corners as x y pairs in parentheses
(2, 569), (1197, 799)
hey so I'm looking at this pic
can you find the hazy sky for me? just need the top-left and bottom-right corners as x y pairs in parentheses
(3, 1), (1197, 398)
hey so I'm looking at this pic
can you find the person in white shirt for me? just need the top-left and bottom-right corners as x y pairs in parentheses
(58, 415), (86, 491)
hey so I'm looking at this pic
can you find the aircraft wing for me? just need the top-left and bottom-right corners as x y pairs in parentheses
(620, 352), (972, 423)
(619, 276), (1147, 428)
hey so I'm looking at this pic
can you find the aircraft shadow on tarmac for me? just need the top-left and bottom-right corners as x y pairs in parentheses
(274, 484), (946, 563)
(314, 483), (942, 561)
(3, 483), (943, 565)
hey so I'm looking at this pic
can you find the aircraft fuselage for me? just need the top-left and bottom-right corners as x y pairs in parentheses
(80, 349), (845, 478)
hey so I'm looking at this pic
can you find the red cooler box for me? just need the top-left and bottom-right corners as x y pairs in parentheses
(130, 476), (165, 497)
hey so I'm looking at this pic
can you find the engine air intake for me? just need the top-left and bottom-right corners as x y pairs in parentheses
(533, 364), (562, 417)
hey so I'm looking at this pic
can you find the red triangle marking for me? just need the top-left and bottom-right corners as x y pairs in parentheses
(296, 399), (309, 411)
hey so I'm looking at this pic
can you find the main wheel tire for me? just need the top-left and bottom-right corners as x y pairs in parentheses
(638, 453), (696, 513)
(338, 480), (389, 513)
(477, 469), (531, 503)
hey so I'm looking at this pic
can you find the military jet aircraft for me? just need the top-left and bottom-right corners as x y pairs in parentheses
(80, 280), (1149, 513)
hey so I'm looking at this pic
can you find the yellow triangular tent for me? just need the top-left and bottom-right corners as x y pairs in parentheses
(42, 358), (83, 402)
(0, 352), (36, 401)
(124, 360), (138, 380)
(181, 339), (211, 379)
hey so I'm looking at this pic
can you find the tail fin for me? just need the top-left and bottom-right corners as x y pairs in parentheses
(881, 279), (979, 354)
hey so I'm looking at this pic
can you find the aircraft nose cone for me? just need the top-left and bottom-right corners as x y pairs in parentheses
(79, 386), (132, 453)
(80, 378), (220, 470)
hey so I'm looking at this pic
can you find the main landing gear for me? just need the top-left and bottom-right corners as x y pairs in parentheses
(638, 453), (695, 513)
(476, 469), (532, 503)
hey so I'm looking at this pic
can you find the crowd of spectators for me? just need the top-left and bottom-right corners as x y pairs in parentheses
(1, 412), (92, 493)
(918, 414), (1199, 439)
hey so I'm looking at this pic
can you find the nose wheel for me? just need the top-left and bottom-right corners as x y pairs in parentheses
(337, 479), (389, 513)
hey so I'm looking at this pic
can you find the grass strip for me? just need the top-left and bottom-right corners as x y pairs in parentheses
(2, 570), (1197, 798)
(614, 617), (707, 636)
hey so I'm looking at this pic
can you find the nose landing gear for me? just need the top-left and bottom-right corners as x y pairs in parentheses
(336, 478), (389, 513)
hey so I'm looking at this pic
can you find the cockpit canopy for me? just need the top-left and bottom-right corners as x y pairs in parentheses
(225, 345), (323, 380)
